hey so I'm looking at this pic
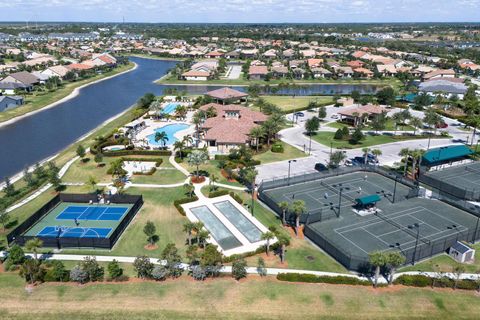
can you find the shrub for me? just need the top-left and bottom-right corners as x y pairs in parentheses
(271, 143), (284, 153)
(208, 190), (229, 198)
(173, 196), (199, 216)
(232, 258), (248, 280)
(276, 273), (371, 285)
(81, 256), (104, 282)
(133, 256), (154, 279)
(7, 245), (25, 266)
(394, 274), (431, 287)
(229, 192), (243, 205)
(151, 265), (168, 281)
(334, 128), (344, 140)
(44, 260), (69, 282)
(107, 260), (123, 280)
(191, 265), (207, 281)
(70, 265), (88, 284)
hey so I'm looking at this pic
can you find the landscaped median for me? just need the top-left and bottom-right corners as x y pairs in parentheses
(311, 131), (450, 149)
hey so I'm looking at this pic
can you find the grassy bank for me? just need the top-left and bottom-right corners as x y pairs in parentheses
(261, 95), (334, 112)
(0, 62), (135, 124)
(0, 272), (478, 320)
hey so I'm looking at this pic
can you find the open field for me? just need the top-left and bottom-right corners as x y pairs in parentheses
(0, 272), (479, 320)
(327, 120), (415, 132)
(261, 95), (334, 112)
(0, 62), (135, 124)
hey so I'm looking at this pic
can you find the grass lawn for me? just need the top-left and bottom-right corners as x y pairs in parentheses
(326, 120), (414, 131)
(312, 131), (447, 149)
(179, 160), (243, 187)
(59, 187), (190, 257)
(0, 62), (135, 124)
(253, 141), (306, 164)
(131, 168), (186, 184)
(400, 243), (480, 273)
(261, 95), (334, 112)
(0, 272), (478, 319)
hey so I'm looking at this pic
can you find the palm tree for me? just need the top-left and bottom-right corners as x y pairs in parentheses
(409, 116), (423, 135)
(209, 174), (218, 191)
(183, 221), (195, 246)
(291, 200), (306, 237)
(277, 233), (289, 264)
(192, 112), (203, 147)
(278, 201), (290, 226)
(249, 126), (265, 153)
(371, 149), (382, 165)
(369, 251), (387, 288)
(244, 168), (258, 216)
(391, 112), (403, 135)
(25, 238), (43, 260)
(261, 231), (275, 255)
(197, 229), (210, 249)
(154, 131), (169, 148)
(183, 182), (195, 198)
(410, 149), (425, 180)
(175, 105), (187, 120)
(173, 140), (185, 159)
(182, 135), (193, 148)
(187, 149), (209, 179)
(465, 116), (480, 146)
(399, 148), (410, 176)
(362, 147), (370, 165)
(192, 221), (204, 244)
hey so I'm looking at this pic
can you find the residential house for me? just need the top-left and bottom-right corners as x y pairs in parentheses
(0, 71), (39, 91)
(338, 104), (386, 126)
(199, 103), (268, 154)
(224, 51), (240, 59)
(311, 67), (332, 79)
(418, 80), (468, 99)
(347, 60), (365, 69)
(248, 65), (268, 80)
(41, 65), (71, 79)
(354, 67), (374, 79)
(181, 70), (211, 81)
(422, 69), (455, 81)
(271, 66), (289, 78)
(262, 49), (277, 59)
(307, 58), (323, 68)
(376, 64), (397, 77)
(0, 95), (23, 111)
(335, 66), (354, 78)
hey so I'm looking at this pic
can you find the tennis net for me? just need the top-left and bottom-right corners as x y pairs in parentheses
(375, 212), (431, 245)
(320, 181), (339, 194)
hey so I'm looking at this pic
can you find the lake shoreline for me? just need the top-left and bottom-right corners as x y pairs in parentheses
(0, 62), (138, 129)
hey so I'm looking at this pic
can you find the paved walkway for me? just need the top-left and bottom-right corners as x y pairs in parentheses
(1, 251), (478, 284)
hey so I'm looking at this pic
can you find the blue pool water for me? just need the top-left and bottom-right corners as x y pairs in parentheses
(162, 103), (180, 114)
(147, 123), (190, 146)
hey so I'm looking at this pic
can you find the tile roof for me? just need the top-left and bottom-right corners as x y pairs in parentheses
(338, 104), (386, 117)
(205, 87), (248, 100)
(199, 104), (267, 144)
(248, 65), (268, 75)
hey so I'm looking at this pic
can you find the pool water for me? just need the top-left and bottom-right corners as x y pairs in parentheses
(146, 123), (189, 146)
(162, 103), (180, 114)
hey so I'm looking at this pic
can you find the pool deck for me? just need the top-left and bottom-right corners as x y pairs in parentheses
(181, 195), (276, 256)
(133, 117), (194, 149)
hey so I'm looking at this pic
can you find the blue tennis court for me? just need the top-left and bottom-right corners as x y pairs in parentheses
(56, 205), (128, 221)
(37, 226), (112, 238)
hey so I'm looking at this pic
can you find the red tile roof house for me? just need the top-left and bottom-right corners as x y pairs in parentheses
(353, 67), (374, 79)
(181, 70), (211, 81)
(199, 103), (268, 154)
(422, 69), (456, 81)
(338, 104), (386, 127)
(205, 87), (249, 104)
(248, 65), (269, 80)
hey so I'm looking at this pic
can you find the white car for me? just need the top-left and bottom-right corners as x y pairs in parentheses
(331, 114), (339, 119)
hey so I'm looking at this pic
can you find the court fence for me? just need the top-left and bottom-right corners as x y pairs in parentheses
(7, 193), (143, 250)
(304, 223), (480, 271)
(419, 172), (480, 201)
(258, 165), (418, 225)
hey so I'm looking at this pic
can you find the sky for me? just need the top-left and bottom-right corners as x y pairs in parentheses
(1, 0), (480, 23)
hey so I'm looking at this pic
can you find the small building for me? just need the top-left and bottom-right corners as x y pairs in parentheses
(205, 87), (248, 104)
(181, 70), (211, 81)
(421, 145), (474, 169)
(0, 71), (39, 89)
(338, 104), (386, 126)
(0, 95), (24, 111)
(449, 241), (475, 263)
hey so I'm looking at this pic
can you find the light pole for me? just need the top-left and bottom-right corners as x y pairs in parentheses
(474, 215), (480, 242)
(330, 142), (333, 157)
(287, 160), (296, 186)
(408, 223), (420, 265)
(427, 135), (431, 150)
(392, 177), (398, 203)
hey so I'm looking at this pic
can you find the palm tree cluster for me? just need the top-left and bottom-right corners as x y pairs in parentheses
(398, 148), (425, 179)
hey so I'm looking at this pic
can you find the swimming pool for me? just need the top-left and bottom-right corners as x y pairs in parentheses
(162, 103), (180, 115)
(146, 123), (189, 146)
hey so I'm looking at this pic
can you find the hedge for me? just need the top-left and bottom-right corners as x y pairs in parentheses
(394, 274), (479, 290)
(271, 143), (284, 153)
(207, 190), (230, 198)
(276, 273), (371, 286)
(102, 149), (172, 157)
(173, 196), (199, 216)
(285, 100), (333, 115)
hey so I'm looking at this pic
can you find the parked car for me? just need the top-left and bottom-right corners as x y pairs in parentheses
(314, 163), (328, 171)
(294, 112), (305, 117)
(436, 122), (448, 129)
(331, 114), (339, 119)
(344, 159), (353, 166)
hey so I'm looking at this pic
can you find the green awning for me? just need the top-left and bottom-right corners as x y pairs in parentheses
(355, 194), (381, 206)
(422, 145), (473, 166)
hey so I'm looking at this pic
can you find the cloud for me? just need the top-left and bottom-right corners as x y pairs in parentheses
(0, 0), (479, 22)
